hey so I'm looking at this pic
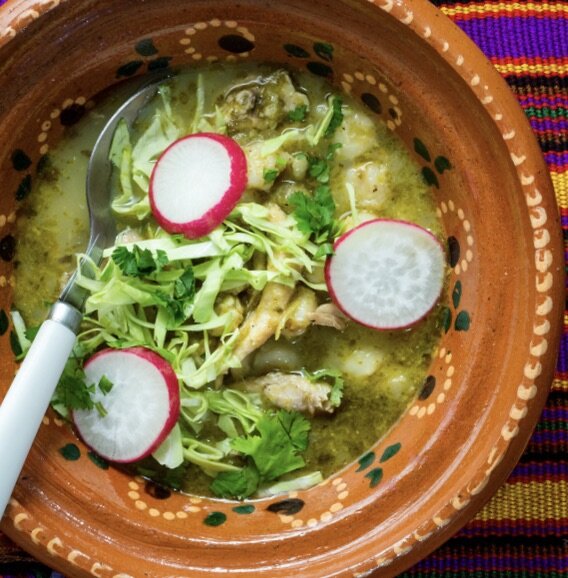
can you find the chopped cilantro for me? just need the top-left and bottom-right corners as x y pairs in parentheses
(304, 368), (344, 408)
(324, 97), (344, 138)
(112, 245), (169, 277)
(174, 268), (196, 302)
(290, 185), (341, 259)
(98, 375), (114, 395)
(52, 356), (95, 412)
(210, 464), (260, 500)
(210, 410), (311, 499)
(307, 143), (342, 184)
(288, 104), (308, 122)
(263, 168), (279, 183)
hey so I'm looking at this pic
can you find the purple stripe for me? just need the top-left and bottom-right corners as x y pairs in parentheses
(530, 119), (568, 133)
(508, 460), (568, 479)
(544, 151), (568, 165)
(456, 17), (568, 60)
(559, 335), (568, 373)
(528, 429), (567, 445)
(519, 95), (568, 108)
(414, 552), (567, 571)
(458, 521), (568, 537)
(540, 406), (568, 422)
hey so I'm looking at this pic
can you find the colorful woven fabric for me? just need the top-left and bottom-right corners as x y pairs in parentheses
(0, 0), (566, 576)
(399, 1), (568, 575)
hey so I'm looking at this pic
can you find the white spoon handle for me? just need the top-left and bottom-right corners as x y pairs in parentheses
(0, 318), (76, 518)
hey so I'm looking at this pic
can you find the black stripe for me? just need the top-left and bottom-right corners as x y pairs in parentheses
(506, 76), (568, 90)
(538, 140), (568, 153)
(519, 450), (567, 463)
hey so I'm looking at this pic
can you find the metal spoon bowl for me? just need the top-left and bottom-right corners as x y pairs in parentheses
(0, 75), (169, 517)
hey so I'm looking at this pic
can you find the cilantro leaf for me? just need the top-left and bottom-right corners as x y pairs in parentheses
(307, 143), (342, 184)
(263, 168), (279, 183)
(304, 369), (344, 408)
(324, 97), (344, 138)
(52, 356), (95, 412)
(277, 410), (311, 451)
(288, 104), (308, 122)
(174, 268), (195, 301)
(290, 185), (341, 258)
(231, 410), (310, 481)
(210, 464), (260, 499)
(112, 245), (169, 277)
(308, 156), (330, 184)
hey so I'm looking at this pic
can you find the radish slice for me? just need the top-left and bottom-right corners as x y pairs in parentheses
(325, 219), (446, 330)
(149, 133), (247, 239)
(73, 347), (180, 463)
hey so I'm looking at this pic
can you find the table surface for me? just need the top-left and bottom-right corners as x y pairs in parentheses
(0, 0), (566, 576)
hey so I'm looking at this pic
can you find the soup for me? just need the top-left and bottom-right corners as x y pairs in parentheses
(13, 64), (445, 498)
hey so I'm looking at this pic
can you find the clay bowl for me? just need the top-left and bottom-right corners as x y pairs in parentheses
(0, 0), (563, 576)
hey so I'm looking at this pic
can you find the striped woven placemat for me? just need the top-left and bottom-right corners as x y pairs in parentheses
(401, 0), (568, 575)
(0, 0), (566, 576)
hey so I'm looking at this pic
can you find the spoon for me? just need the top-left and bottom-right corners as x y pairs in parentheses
(0, 75), (169, 517)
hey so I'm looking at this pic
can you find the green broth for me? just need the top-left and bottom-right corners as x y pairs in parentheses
(14, 63), (444, 497)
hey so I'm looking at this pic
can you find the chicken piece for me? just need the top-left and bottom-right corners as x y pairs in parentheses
(220, 70), (309, 134)
(232, 281), (295, 361)
(244, 371), (335, 414)
(281, 287), (318, 338)
(309, 303), (348, 331)
(233, 204), (296, 360)
(210, 294), (245, 337)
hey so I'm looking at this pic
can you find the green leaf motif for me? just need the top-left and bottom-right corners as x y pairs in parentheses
(11, 149), (32, 171)
(413, 138), (431, 162)
(365, 467), (383, 488)
(455, 310), (471, 331)
(135, 38), (159, 57)
(116, 60), (144, 78)
(314, 42), (334, 61)
(16, 174), (32, 201)
(441, 306), (452, 334)
(306, 61), (333, 78)
(232, 504), (255, 515)
(204, 512), (227, 527)
(356, 451), (375, 472)
(88, 451), (109, 469)
(148, 56), (172, 72)
(380, 443), (401, 463)
(452, 280), (462, 309)
(434, 156), (452, 174)
(283, 43), (310, 58)
(59, 443), (81, 461)
(0, 309), (8, 336)
(422, 167), (440, 188)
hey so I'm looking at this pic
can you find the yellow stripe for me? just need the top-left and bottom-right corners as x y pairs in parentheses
(551, 172), (568, 207)
(441, 3), (568, 17)
(493, 62), (568, 75)
(475, 480), (568, 521)
(552, 379), (568, 391)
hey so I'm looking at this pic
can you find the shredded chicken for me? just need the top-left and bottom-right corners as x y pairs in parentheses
(232, 281), (295, 361)
(281, 287), (318, 338)
(232, 204), (295, 361)
(309, 303), (348, 331)
(243, 371), (335, 414)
